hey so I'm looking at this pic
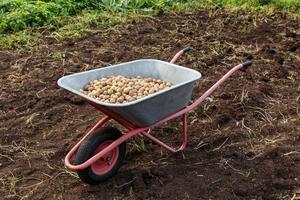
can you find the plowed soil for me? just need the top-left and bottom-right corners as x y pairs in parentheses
(1, 9), (300, 200)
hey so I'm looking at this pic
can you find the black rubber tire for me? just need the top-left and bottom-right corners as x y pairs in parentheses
(74, 127), (126, 185)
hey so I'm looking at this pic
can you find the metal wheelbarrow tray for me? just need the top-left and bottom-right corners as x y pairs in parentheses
(58, 59), (201, 127)
(58, 47), (252, 185)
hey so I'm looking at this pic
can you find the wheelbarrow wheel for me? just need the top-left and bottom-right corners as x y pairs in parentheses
(74, 127), (126, 185)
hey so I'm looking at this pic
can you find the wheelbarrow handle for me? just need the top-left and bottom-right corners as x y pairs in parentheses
(242, 61), (252, 69)
(187, 61), (253, 112)
(170, 47), (191, 64)
(154, 61), (253, 126)
(183, 47), (191, 53)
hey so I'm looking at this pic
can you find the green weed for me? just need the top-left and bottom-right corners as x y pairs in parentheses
(49, 51), (65, 61)
(0, 30), (41, 49)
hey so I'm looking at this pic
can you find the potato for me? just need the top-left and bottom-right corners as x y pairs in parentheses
(110, 98), (116, 103)
(128, 81), (134, 86)
(123, 87), (131, 94)
(129, 90), (136, 96)
(116, 87), (123, 92)
(88, 86), (94, 91)
(107, 89), (113, 95)
(117, 96), (125, 103)
(138, 87), (145, 93)
(159, 84), (164, 89)
(115, 92), (121, 97)
(149, 88), (155, 94)
(125, 95), (132, 101)
(94, 90), (101, 96)
(84, 85), (90, 91)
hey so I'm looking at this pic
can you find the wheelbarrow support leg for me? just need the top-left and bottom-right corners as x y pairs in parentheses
(141, 113), (187, 153)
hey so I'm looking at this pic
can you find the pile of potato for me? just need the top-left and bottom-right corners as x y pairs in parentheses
(80, 75), (172, 104)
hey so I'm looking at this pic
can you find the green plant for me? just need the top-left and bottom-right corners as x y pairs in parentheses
(0, 0), (77, 33)
(0, 0), (299, 49)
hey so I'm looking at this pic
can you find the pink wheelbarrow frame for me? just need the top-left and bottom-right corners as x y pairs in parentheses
(64, 47), (252, 183)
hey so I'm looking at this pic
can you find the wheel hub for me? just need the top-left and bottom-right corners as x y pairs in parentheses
(91, 140), (119, 175)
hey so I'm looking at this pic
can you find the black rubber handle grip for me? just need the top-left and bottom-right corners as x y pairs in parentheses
(242, 61), (252, 69)
(183, 47), (191, 53)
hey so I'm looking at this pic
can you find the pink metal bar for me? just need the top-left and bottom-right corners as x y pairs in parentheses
(141, 113), (187, 152)
(65, 127), (149, 170)
(180, 113), (188, 151)
(152, 63), (244, 127)
(187, 64), (244, 111)
(64, 116), (110, 169)
(65, 113), (186, 171)
(142, 131), (177, 152)
(170, 49), (184, 64)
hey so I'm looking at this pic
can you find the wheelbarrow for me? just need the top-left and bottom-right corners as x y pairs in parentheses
(57, 47), (252, 185)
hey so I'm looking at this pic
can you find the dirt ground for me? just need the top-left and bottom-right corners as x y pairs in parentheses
(0, 8), (300, 200)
